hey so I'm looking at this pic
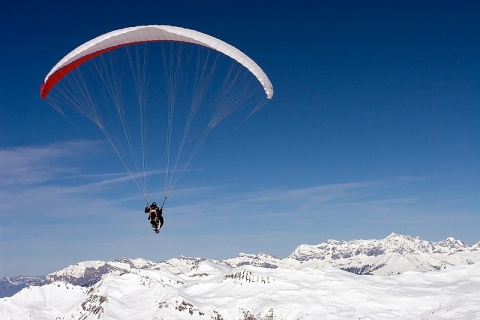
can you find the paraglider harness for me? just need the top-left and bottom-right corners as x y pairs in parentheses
(149, 206), (160, 222)
(145, 196), (166, 233)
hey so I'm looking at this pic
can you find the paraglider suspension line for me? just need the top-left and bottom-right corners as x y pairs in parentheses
(161, 195), (168, 209)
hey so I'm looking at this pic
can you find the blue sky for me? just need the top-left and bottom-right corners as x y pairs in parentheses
(1, 0), (479, 276)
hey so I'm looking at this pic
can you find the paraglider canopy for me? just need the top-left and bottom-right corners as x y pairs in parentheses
(40, 25), (273, 202)
(40, 25), (274, 100)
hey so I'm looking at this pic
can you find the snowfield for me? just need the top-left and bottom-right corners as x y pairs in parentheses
(1, 262), (479, 319)
(1, 233), (480, 319)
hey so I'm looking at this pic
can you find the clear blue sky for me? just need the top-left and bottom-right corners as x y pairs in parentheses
(1, 0), (479, 276)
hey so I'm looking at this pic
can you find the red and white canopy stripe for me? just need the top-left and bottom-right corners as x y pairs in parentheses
(40, 25), (274, 100)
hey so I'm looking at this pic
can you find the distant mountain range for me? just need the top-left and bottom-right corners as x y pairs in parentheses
(0, 276), (44, 298)
(1, 233), (479, 319)
(2, 233), (479, 299)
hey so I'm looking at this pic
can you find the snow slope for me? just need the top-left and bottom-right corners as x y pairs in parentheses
(1, 261), (479, 319)
(2, 233), (480, 319)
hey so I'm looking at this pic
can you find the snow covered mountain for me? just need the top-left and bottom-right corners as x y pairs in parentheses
(45, 233), (480, 282)
(44, 258), (158, 287)
(2, 233), (479, 299)
(2, 259), (480, 319)
(286, 232), (480, 275)
(2, 233), (480, 319)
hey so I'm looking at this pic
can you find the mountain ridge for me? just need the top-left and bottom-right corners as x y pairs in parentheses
(2, 233), (479, 298)
(2, 258), (479, 319)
